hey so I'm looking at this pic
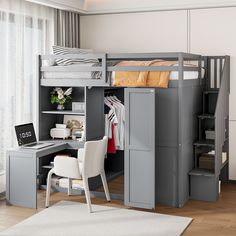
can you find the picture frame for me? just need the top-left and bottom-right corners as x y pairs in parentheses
(72, 102), (85, 113)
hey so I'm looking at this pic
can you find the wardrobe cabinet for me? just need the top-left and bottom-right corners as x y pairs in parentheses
(124, 88), (156, 209)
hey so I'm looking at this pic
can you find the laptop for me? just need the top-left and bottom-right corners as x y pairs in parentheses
(15, 123), (54, 149)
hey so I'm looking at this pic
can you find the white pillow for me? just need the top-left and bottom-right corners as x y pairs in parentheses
(52, 45), (98, 66)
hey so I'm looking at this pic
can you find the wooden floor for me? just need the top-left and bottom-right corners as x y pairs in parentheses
(1, 177), (236, 236)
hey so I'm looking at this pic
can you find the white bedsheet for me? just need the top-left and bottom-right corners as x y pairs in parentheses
(43, 64), (205, 80)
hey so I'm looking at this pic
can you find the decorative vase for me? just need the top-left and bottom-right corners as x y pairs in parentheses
(57, 104), (65, 110)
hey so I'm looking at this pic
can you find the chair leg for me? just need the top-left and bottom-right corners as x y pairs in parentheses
(68, 178), (72, 196)
(83, 177), (92, 213)
(45, 168), (54, 208)
(101, 171), (111, 202)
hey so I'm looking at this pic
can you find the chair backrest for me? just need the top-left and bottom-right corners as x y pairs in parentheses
(83, 136), (108, 178)
(54, 156), (81, 179)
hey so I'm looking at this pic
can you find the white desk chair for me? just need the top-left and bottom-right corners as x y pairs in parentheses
(45, 136), (111, 213)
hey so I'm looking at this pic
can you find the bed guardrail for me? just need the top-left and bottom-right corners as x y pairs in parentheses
(39, 52), (203, 87)
(39, 53), (108, 87)
(107, 52), (201, 73)
(107, 52), (203, 87)
(205, 56), (226, 90)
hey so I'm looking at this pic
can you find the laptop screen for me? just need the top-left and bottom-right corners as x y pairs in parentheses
(15, 123), (37, 146)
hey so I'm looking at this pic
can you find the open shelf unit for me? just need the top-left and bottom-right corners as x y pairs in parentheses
(39, 86), (105, 146)
(38, 82), (125, 199)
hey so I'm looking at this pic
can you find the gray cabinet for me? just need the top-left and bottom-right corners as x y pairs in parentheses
(6, 144), (67, 208)
(6, 151), (37, 208)
(124, 88), (156, 209)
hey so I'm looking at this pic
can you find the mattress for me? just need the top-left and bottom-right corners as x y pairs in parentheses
(42, 64), (205, 81)
(43, 64), (95, 80)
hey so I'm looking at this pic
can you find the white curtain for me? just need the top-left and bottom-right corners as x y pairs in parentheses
(0, 0), (54, 193)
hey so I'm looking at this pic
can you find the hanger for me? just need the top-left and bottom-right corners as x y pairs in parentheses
(112, 95), (121, 103)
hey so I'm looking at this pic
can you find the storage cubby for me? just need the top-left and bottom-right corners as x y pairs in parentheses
(203, 91), (218, 115)
(39, 86), (105, 145)
(37, 149), (77, 188)
(40, 86), (84, 112)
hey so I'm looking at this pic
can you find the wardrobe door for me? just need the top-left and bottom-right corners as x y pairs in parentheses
(125, 88), (156, 209)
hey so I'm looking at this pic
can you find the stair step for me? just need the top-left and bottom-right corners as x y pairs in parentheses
(198, 114), (215, 119)
(203, 90), (219, 94)
(189, 168), (215, 177)
(194, 140), (215, 147)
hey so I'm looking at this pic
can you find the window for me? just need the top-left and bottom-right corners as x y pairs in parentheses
(0, 1), (53, 191)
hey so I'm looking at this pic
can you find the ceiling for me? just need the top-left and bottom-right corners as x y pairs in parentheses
(27, 0), (236, 14)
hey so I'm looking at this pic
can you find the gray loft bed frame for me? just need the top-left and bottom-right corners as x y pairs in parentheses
(39, 52), (202, 87)
(38, 52), (229, 208)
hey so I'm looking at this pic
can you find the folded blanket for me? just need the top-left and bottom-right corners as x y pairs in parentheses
(113, 60), (177, 88)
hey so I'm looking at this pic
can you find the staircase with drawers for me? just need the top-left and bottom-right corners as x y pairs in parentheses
(189, 56), (230, 201)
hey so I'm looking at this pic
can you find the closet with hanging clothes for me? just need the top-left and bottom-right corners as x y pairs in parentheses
(104, 91), (125, 153)
(102, 88), (125, 197)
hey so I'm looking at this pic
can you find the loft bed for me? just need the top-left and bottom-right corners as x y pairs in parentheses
(38, 51), (229, 208)
(39, 52), (204, 88)
(38, 52), (205, 208)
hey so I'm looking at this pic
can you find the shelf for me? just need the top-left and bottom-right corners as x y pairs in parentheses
(41, 139), (85, 149)
(189, 168), (215, 177)
(41, 110), (85, 115)
(198, 114), (215, 119)
(203, 90), (219, 94)
(42, 165), (54, 169)
(194, 140), (215, 148)
(41, 78), (109, 87)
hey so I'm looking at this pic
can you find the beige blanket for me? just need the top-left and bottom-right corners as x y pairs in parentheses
(113, 60), (177, 88)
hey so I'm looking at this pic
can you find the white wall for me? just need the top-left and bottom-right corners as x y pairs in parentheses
(190, 7), (236, 120)
(80, 7), (236, 180)
(80, 10), (188, 53)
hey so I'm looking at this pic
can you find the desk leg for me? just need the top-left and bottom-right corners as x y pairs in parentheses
(6, 152), (37, 208)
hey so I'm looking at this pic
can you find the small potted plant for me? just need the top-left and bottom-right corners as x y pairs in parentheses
(50, 87), (72, 110)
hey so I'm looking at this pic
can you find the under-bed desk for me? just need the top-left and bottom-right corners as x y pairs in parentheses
(6, 143), (67, 208)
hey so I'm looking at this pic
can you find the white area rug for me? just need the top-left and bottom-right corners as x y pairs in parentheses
(0, 201), (192, 236)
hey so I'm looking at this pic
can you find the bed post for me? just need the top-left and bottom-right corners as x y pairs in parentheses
(101, 53), (107, 85)
(36, 54), (41, 138)
(177, 52), (184, 207)
(198, 56), (202, 86)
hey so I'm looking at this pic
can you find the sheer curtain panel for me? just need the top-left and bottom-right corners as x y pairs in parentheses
(0, 0), (54, 193)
